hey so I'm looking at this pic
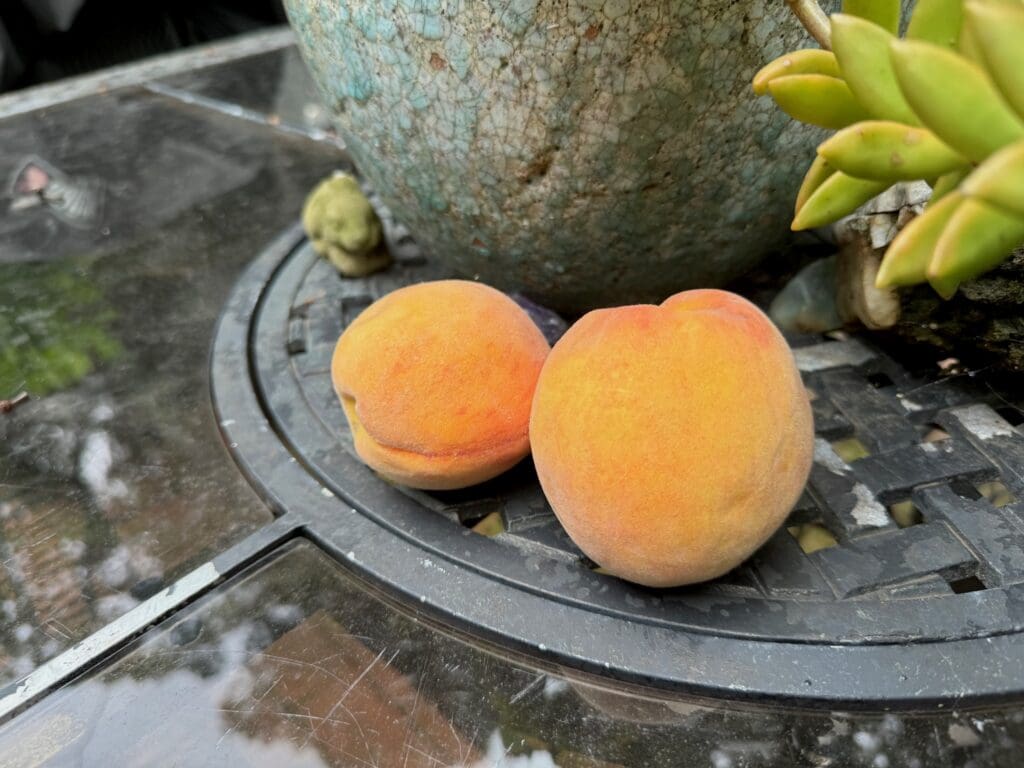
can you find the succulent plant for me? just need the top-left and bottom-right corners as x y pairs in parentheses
(754, 0), (1024, 298)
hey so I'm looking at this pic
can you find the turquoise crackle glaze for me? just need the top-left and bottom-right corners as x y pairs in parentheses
(286, 0), (829, 312)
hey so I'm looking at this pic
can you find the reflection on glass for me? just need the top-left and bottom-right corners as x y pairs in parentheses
(0, 540), (1020, 768)
(157, 48), (333, 137)
(0, 75), (342, 685)
(0, 259), (121, 396)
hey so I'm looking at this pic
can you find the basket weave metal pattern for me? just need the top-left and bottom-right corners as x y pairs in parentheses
(214, 224), (1024, 707)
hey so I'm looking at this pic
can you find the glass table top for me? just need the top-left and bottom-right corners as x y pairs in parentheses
(0, 30), (1023, 768)
(0, 41), (341, 688)
(4, 539), (1021, 768)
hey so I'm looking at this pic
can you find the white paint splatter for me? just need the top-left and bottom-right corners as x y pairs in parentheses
(953, 404), (1015, 440)
(899, 396), (923, 412)
(852, 484), (889, 527)
(814, 438), (850, 476)
(794, 339), (875, 372)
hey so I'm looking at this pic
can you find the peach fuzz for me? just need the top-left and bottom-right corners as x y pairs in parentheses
(529, 289), (813, 587)
(331, 280), (550, 490)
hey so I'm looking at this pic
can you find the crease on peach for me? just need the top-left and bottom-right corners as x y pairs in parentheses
(337, 388), (530, 459)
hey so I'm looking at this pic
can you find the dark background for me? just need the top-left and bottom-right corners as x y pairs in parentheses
(0, 0), (286, 93)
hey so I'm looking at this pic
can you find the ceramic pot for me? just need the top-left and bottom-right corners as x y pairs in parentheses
(286, 0), (828, 312)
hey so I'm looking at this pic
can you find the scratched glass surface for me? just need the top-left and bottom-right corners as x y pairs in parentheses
(0, 540), (1020, 768)
(0, 74), (342, 687)
(155, 47), (335, 138)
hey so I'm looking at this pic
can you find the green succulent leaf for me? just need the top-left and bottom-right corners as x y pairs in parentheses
(752, 50), (841, 96)
(928, 197), (1024, 292)
(767, 74), (873, 130)
(791, 172), (890, 231)
(930, 166), (972, 202)
(831, 15), (921, 125)
(818, 121), (966, 181)
(957, 19), (986, 65)
(795, 155), (837, 215)
(906, 0), (964, 48)
(890, 39), (1024, 162)
(966, 1), (1024, 121)
(927, 272), (961, 300)
(842, 0), (901, 34)
(876, 192), (965, 288)
(962, 140), (1024, 218)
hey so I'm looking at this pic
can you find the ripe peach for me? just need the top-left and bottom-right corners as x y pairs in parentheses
(529, 289), (813, 587)
(331, 280), (550, 490)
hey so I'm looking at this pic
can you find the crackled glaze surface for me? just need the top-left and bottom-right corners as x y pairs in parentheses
(285, 0), (825, 311)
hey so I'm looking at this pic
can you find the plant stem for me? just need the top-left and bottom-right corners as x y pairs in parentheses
(786, 0), (832, 50)
(0, 392), (29, 414)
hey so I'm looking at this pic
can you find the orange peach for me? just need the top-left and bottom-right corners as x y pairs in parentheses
(331, 280), (550, 490)
(529, 289), (813, 587)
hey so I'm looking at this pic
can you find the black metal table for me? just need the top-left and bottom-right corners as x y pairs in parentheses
(3, 28), (1024, 767)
